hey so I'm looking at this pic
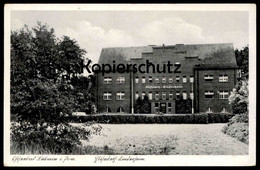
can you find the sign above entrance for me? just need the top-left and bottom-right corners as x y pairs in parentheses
(145, 85), (183, 89)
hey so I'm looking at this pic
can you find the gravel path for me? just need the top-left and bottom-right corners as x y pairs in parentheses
(81, 123), (248, 155)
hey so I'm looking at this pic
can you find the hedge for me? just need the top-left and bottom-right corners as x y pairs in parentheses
(68, 113), (234, 124)
(207, 113), (234, 123)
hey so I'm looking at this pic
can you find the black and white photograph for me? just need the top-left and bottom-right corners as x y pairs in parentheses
(4, 4), (256, 166)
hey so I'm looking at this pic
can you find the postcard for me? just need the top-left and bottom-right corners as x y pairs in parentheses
(4, 3), (256, 166)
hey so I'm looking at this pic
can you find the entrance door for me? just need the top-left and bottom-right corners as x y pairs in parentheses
(160, 103), (166, 113)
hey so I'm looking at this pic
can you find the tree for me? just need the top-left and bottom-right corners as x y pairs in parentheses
(71, 75), (96, 114)
(134, 95), (151, 113)
(228, 80), (248, 114)
(141, 95), (151, 113)
(11, 23), (84, 123)
(10, 22), (98, 154)
(176, 97), (192, 113)
(32, 22), (60, 81)
(57, 36), (86, 78)
(134, 97), (143, 113)
(229, 45), (249, 114)
(235, 45), (249, 80)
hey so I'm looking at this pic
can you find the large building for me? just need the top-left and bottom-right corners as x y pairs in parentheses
(95, 43), (239, 114)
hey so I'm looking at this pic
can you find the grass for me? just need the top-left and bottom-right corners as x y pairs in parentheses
(11, 140), (172, 155)
(10, 141), (115, 155)
(82, 124), (248, 155)
(11, 123), (248, 155)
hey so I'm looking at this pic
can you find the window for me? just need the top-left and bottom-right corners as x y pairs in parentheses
(135, 77), (139, 83)
(169, 92), (173, 100)
(149, 76), (153, 83)
(183, 91), (187, 100)
(176, 76), (180, 82)
(135, 92), (139, 99)
(116, 76), (125, 84)
(155, 77), (160, 83)
(155, 103), (159, 112)
(169, 77), (173, 83)
(155, 92), (160, 100)
(116, 92), (125, 100)
(204, 75), (214, 82)
(190, 91), (194, 100)
(117, 107), (124, 113)
(104, 77), (112, 84)
(219, 91), (229, 99)
(103, 92), (112, 100)
(142, 77), (146, 83)
(221, 107), (227, 113)
(183, 76), (187, 83)
(142, 92), (146, 99)
(162, 92), (166, 100)
(205, 91), (214, 99)
(105, 107), (112, 113)
(219, 75), (228, 82)
(162, 77), (166, 83)
(168, 103), (172, 113)
(148, 92), (153, 100)
(190, 76), (194, 83)
(206, 107), (213, 113)
(176, 91), (180, 99)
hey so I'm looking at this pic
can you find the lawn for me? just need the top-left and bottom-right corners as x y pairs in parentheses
(77, 123), (248, 155)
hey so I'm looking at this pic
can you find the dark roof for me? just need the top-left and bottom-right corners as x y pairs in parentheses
(98, 43), (237, 67)
(98, 46), (153, 64)
(194, 65), (238, 69)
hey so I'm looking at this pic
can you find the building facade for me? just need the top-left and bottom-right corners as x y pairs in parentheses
(96, 43), (238, 114)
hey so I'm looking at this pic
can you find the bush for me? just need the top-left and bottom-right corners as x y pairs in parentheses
(176, 97), (192, 113)
(207, 113), (234, 123)
(68, 113), (232, 124)
(10, 121), (102, 154)
(222, 113), (249, 144)
(227, 113), (248, 124)
(222, 122), (249, 144)
(193, 114), (209, 124)
(231, 98), (248, 114)
(134, 95), (151, 114)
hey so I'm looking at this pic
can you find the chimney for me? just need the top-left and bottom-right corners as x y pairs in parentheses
(163, 44), (165, 50)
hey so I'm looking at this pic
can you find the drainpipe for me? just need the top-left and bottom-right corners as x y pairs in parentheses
(191, 81), (194, 114)
(130, 65), (134, 114)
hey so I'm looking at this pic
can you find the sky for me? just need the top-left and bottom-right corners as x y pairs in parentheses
(11, 10), (249, 65)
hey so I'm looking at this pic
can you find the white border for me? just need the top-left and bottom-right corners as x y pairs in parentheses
(4, 4), (256, 166)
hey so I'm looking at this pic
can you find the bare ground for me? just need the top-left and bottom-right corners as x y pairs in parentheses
(80, 123), (248, 155)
